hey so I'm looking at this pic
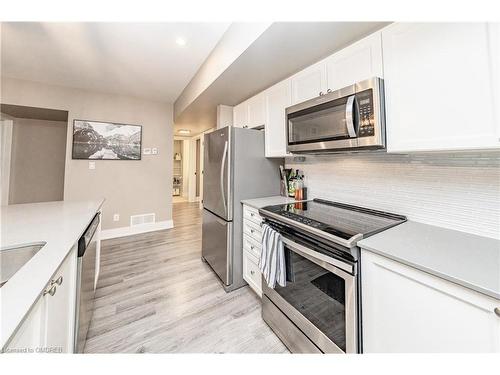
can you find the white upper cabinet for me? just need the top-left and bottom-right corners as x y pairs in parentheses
(290, 61), (328, 105)
(382, 23), (500, 152)
(233, 93), (266, 129)
(265, 79), (292, 157)
(233, 101), (248, 128)
(326, 31), (383, 91)
(247, 93), (266, 128)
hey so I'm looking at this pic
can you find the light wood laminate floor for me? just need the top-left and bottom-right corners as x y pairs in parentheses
(84, 202), (288, 353)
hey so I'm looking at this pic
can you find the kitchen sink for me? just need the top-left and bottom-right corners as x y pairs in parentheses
(0, 242), (46, 288)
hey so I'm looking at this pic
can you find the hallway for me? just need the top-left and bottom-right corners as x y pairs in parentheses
(84, 202), (287, 353)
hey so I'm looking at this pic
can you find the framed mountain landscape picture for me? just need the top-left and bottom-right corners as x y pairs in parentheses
(72, 120), (142, 160)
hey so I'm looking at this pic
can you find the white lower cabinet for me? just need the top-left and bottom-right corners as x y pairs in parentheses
(44, 245), (77, 352)
(6, 244), (78, 353)
(6, 296), (45, 352)
(242, 204), (263, 297)
(361, 249), (500, 353)
(243, 250), (262, 298)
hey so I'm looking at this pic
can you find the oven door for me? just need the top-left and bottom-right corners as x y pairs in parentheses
(263, 236), (358, 353)
(286, 89), (358, 153)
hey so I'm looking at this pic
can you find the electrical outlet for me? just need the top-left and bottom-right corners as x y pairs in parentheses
(143, 148), (151, 155)
(113, 214), (120, 222)
(89, 161), (96, 170)
(152, 147), (158, 155)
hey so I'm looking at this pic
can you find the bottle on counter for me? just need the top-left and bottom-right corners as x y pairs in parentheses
(288, 170), (296, 197)
(294, 171), (307, 201)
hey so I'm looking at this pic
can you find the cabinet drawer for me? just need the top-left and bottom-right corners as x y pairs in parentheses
(243, 234), (261, 259)
(243, 205), (262, 225)
(243, 219), (262, 243)
(243, 251), (262, 297)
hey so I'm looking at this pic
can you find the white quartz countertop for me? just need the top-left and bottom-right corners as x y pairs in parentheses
(241, 196), (297, 209)
(0, 199), (104, 349)
(358, 221), (500, 300)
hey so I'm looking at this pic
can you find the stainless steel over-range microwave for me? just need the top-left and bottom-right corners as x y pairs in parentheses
(286, 77), (385, 153)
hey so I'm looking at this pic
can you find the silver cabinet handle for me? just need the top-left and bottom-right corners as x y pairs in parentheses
(319, 91), (324, 96)
(51, 276), (63, 286)
(43, 285), (57, 297)
(327, 89), (332, 93)
(495, 307), (500, 317)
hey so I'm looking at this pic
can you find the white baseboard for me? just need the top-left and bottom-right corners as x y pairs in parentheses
(101, 220), (174, 240)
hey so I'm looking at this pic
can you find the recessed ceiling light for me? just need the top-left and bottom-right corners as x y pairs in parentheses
(175, 37), (186, 47)
(178, 129), (191, 134)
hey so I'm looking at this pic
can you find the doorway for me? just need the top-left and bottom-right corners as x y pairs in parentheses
(1, 104), (68, 205)
(172, 138), (189, 203)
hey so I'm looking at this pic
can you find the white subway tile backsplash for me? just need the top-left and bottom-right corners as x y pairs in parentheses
(286, 152), (500, 239)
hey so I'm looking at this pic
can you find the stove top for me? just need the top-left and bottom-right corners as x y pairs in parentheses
(259, 198), (406, 248)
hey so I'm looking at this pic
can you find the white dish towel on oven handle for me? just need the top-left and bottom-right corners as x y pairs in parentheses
(259, 223), (286, 288)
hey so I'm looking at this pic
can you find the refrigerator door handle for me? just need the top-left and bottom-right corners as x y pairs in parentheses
(220, 140), (228, 214)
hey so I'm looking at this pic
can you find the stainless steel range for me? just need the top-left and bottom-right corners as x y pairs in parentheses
(259, 199), (406, 353)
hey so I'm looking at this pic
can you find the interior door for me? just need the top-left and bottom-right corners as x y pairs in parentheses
(202, 209), (232, 285)
(202, 128), (231, 220)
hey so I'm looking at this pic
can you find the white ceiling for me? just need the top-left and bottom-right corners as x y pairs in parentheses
(174, 22), (389, 134)
(1, 22), (230, 102)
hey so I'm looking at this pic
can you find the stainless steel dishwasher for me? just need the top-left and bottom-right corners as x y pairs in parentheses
(74, 213), (99, 353)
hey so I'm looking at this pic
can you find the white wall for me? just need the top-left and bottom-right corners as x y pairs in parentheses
(2, 77), (173, 231)
(287, 152), (500, 239)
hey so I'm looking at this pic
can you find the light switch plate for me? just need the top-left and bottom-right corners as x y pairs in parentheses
(143, 148), (151, 155)
(89, 161), (96, 170)
(152, 147), (158, 155)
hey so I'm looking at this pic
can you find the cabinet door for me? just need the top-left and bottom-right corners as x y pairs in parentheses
(361, 250), (500, 353)
(44, 245), (77, 353)
(5, 297), (45, 352)
(382, 23), (499, 152)
(247, 93), (266, 128)
(290, 61), (328, 105)
(489, 23), (500, 137)
(243, 250), (262, 297)
(233, 102), (248, 128)
(326, 31), (383, 91)
(265, 80), (291, 157)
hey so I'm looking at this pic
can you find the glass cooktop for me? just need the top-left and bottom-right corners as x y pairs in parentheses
(260, 199), (406, 241)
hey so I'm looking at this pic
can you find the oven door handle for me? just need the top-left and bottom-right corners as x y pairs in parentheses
(345, 95), (357, 138)
(281, 236), (355, 277)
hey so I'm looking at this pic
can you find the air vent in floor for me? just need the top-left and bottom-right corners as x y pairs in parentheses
(130, 213), (156, 226)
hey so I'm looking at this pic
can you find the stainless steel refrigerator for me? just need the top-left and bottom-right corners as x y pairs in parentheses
(202, 126), (282, 292)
